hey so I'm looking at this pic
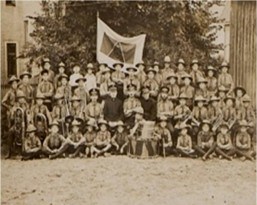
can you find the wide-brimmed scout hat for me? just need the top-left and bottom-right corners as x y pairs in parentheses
(70, 95), (81, 102)
(134, 107), (144, 115)
(224, 95), (235, 103)
(206, 65), (217, 73)
(89, 88), (99, 96)
(71, 119), (81, 127)
(87, 63), (94, 69)
(58, 62), (65, 67)
(166, 72), (178, 80)
(102, 67), (111, 74)
(197, 77), (208, 84)
(239, 120), (250, 127)
(178, 123), (191, 130)
(35, 93), (45, 99)
(43, 58), (50, 63)
(157, 115), (168, 122)
(164, 56), (171, 63)
(145, 67), (157, 74)
(115, 121), (126, 127)
(209, 95), (220, 102)
(135, 60), (145, 67)
(153, 61), (160, 67)
(220, 61), (230, 69)
(16, 90), (26, 99)
(125, 66), (138, 73)
(75, 77), (87, 83)
(181, 73), (192, 81)
(50, 120), (59, 127)
(141, 86), (150, 94)
(179, 93), (189, 99)
(190, 59), (200, 66)
(127, 83), (137, 91)
(98, 119), (108, 126)
(58, 74), (69, 81)
(218, 85), (229, 93)
(20, 71), (32, 79)
(41, 69), (49, 75)
(108, 83), (117, 92)
(220, 122), (229, 129)
(160, 86), (170, 93)
(8, 76), (20, 84)
(26, 124), (37, 133)
(86, 119), (97, 128)
(200, 120), (212, 128)
(113, 62), (124, 68)
(194, 95), (206, 103)
(234, 86), (246, 96)
(242, 94), (251, 102)
(176, 58), (186, 66)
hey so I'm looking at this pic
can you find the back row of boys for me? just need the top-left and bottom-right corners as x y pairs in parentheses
(2, 56), (256, 159)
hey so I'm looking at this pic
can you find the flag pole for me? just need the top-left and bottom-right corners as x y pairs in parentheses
(96, 10), (99, 62)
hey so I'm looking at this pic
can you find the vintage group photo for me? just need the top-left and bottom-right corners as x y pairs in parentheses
(1, 1), (256, 205)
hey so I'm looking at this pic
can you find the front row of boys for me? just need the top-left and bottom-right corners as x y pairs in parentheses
(22, 105), (255, 161)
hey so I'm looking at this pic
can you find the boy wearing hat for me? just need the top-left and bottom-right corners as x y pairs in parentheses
(84, 63), (97, 92)
(69, 65), (83, 87)
(206, 66), (218, 98)
(165, 72), (180, 101)
(123, 67), (141, 97)
(37, 69), (54, 111)
(129, 107), (145, 140)
(207, 96), (223, 132)
(140, 86), (157, 121)
(112, 62), (125, 98)
(123, 84), (142, 128)
(195, 77), (208, 99)
(70, 96), (85, 121)
(222, 95), (236, 123)
(217, 85), (229, 111)
(152, 61), (162, 85)
(22, 124), (42, 160)
(174, 93), (191, 125)
(235, 120), (255, 161)
(161, 56), (175, 81)
(111, 121), (129, 154)
(143, 67), (159, 98)
(40, 58), (55, 83)
(103, 84), (124, 124)
(175, 58), (188, 87)
(135, 61), (147, 86)
(189, 59), (204, 86)
(84, 119), (97, 158)
(180, 73), (195, 108)
(194, 120), (216, 160)
(92, 119), (112, 157)
(99, 67), (114, 99)
(85, 88), (103, 122)
(234, 86), (246, 120)
(96, 63), (108, 87)
(54, 62), (66, 89)
(218, 62), (234, 95)
(176, 123), (196, 158)
(43, 120), (67, 159)
(74, 76), (89, 111)
(51, 94), (66, 121)
(18, 71), (34, 105)
(56, 74), (72, 102)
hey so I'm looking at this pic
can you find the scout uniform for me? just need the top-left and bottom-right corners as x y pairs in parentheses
(194, 120), (216, 160)
(189, 59), (204, 85)
(43, 120), (67, 159)
(74, 76), (89, 111)
(176, 124), (196, 158)
(222, 95), (236, 123)
(111, 121), (129, 154)
(129, 107), (145, 139)
(123, 84), (142, 128)
(22, 124), (42, 160)
(242, 94), (255, 125)
(39, 58), (55, 83)
(55, 74), (72, 102)
(92, 119), (112, 156)
(123, 66), (141, 97)
(175, 58), (188, 87)
(180, 73), (195, 107)
(234, 86), (246, 121)
(207, 96), (222, 124)
(37, 69), (54, 110)
(174, 93), (191, 121)
(195, 77), (208, 99)
(157, 86), (174, 119)
(103, 84), (124, 122)
(140, 86), (157, 121)
(111, 62), (125, 99)
(135, 61), (147, 86)
(69, 65), (83, 87)
(217, 85), (229, 111)
(85, 88), (103, 121)
(152, 61), (162, 85)
(84, 119), (97, 157)
(191, 96), (208, 123)
(51, 94), (66, 121)
(218, 62), (234, 94)
(161, 56), (176, 84)
(84, 63), (97, 92)
(165, 72), (180, 101)
(143, 67), (159, 98)
(99, 67), (114, 99)
(96, 63), (108, 87)
(206, 66), (218, 98)
(18, 71), (34, 105)
(69, 96), (84, 122)
(53, 62), (66, 89)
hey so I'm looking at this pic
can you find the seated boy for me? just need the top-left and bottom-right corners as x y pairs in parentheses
(111, 121), (129, 154)
(92, 119), (112, 157)
(176, 123), (197, 158)
(84, 119), (97, 158)
(193, 120), (216, 161)
(22, 124), (42, 160)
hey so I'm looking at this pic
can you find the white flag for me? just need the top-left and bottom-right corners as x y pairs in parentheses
(97, 18), (146, 69)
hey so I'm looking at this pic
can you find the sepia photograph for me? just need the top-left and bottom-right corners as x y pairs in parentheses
(1, 0), (256, 204)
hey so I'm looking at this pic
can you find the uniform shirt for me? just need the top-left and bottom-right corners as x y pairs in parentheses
(111, 70), (125, 85)
(75, 86), (89, 109)
(84, 131), (96, 144)
(84, 73), (97, 92)
(96, 71), (104, 86)
(176, 70), (188, 87)
(206, 76), (217, 93)
(103, 96), (123, 122)
(31, 104), (52, 123)
(123, 77), (141, 96)
(236, 131), (251, 149)
(51, 104), (66, 120)
(235, 97), (244, 109)
(68, 132), (84, 143)
(18, 83), (34, 102)
(56, 85), (72, 101)
(2, 88), (17, 109)
(242, 106), (255, 122)
(174, 105), (191, 116)
(157, 99), (174, 118)
(37, 80), (54, 102)
(219, 98), (226, 111)
(85, 102), (102, 120)
(100, 80), (114, 98)
(156, 127), (171, 143)
(195, 88), (208, 99)
(167, 84), (180, 99)
(180, 85), (195, 99)
(154, 73), (162, 85)
(235, 107), (245, 121)
(69, 73), (83, 87)
(112, 131), (128, 146)
(222, 106), (236, 122)
(217, 132), (232, 147)
(39, 70), (55, 83)
(43, 133), (66, 150)
(197, 131), (214, 147)
(190, 70), (204, 85)
(137, 70), (147, 86)
(53, 73), (63, 89)
(70, 105), (84, 120)
(140, 97), (157, 121)
(123, 97), (141, 117)
(177, 134), (192, 148)
(192, 106), (208, 121)
(161, 68), (176, 85)
(208, 105), (222, 122)
(143, 79), (159, 97)
(218, 73), (234, 91)
(24, 134), (41, 151)
(95, 130), (111, 145)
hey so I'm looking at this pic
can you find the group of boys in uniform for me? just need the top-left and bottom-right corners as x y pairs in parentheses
(2, 56), (256, 161)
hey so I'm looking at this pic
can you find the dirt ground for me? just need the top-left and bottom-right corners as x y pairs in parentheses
(1, 156), (256, 205)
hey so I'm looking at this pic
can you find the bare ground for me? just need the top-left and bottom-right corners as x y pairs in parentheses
(1, 156), (256, 205)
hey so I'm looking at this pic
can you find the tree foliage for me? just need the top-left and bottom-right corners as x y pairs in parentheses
(21, 0), (224, 73)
